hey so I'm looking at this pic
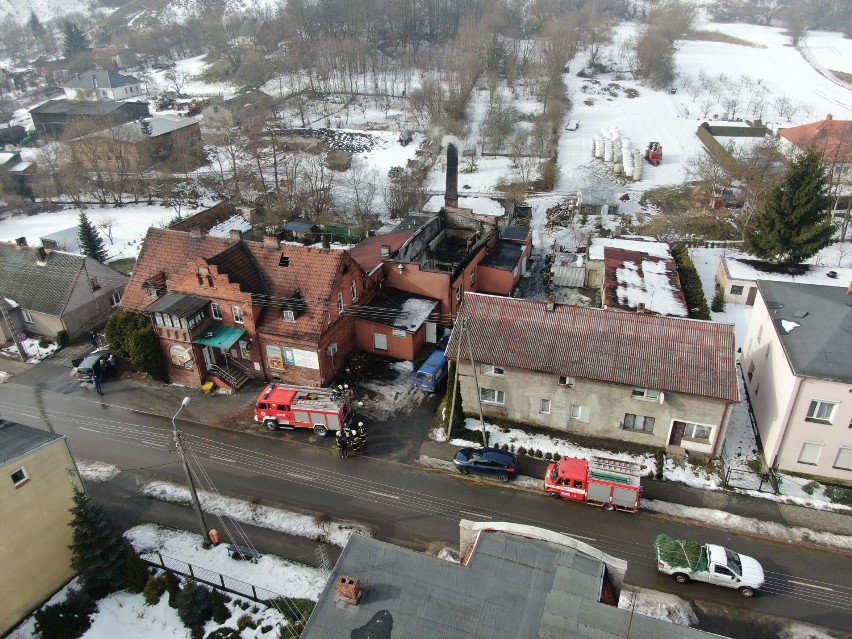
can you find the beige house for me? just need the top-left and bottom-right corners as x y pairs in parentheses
(446, 293), (739, 457)
(0, 418), (84, 635)
(742, 281), (852, 482)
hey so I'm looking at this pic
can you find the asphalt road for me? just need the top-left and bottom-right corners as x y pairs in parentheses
(1, 381), (850, 637)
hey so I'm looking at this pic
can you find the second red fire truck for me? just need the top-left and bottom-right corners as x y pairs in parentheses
(254, 384), (354, 437)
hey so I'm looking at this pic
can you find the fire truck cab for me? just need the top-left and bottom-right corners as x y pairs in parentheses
(254, 384), (353, 437)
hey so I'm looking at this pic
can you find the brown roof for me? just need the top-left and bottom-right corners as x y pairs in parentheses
(778, 115), (852, 163)
(602, 247), (688, 317)
(446, 293), (738, 402)
(169, 201), (238, 234)
(348, 231), (413, 272)
(122, 228), (359, 343)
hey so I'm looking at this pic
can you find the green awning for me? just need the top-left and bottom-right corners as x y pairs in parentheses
(192, 325), (246, 349)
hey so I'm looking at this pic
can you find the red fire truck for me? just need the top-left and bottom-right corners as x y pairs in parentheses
(543, 456), (643, 513)
(254, 384), (354, 437)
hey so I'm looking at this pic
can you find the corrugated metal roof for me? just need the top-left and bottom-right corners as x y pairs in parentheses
(446, 293), (738, 402)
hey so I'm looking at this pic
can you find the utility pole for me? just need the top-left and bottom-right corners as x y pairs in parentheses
(172, 397), (210, 543)
(463, 318), (487, 444)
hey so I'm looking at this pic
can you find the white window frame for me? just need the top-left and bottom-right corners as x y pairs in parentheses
(730, 284), (744, 295)
(211, 303), (222, 320)
(282, 310), (296, 322)
(232, 305), (244, 325)
(558, 376), (575, 388)
(22, 308), (34, 324)
(798, 441), (823, 465)
(569, 404), (590, 423)
(479, 364), (504, 376)
(623, 413), (655, 433)
(540, 398), (551, 414)
(11, 466), (29, 487)
(337, 292), (344, 315)
(681, 421), (714, 442)
(351, 280), (358, 302)
(806, 400), (838, 424)
(834, 447), (852, 471)
(757, 325), (763, 344)
(632, 388), (660, 401)
(480, 388), (505, 405)
(110, 291), (122, 307)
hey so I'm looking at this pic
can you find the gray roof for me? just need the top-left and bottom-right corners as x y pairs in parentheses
(501, 225), (530, 241)
(0, 420), (63, 465)
(63, 70), (140, 90)
(29, 99), (148, 116)
(478, 240), (523, 270)
(757, 280), (852, 383)
(143, 293), (209, 317)
(0, 244), (84, 316)
(283, 218), (319, 233)
(87, 115), (198, 142)
(304, 533), (718, 639)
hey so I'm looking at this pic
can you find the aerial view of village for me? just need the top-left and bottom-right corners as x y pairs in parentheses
(0, 0), (850, 637)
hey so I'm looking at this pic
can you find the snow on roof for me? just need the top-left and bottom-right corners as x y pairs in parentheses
(394, 297), (438, 331)
(9, 162), (33, 172)
(615, 260), (688, 317)
(589, 237), (672, 261)
(780, 320), (800, 333)
(206, 215), (253, 238)
(724, 255), (852, 286)
(423, 195), (506, 217)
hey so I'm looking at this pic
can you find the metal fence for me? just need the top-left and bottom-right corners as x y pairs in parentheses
(724, 465), (778, 494)
(141, 551), (283, 602)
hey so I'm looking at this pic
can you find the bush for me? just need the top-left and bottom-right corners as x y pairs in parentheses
(129, 324), (167, 381)
(237, 614), (257, 631)
(534, 449), (543, 458)
(501, 444), (509, 452)
(655, 450), (666, 480)
(164, 571), (181, 607)
(56, 329), (70, 347)
(211, 589), (229, 624)
(711, 285), (726, 313)
(539, 160), (557, 191)
(34, 588), (97, 639)
(176, 582), (213, 639)
(143, 574), (169, 605)
(518, 446), (527, 457)
(545, 452), (553, 460)
(553, 453), (561, 461)
(824, 485), (852, 507)
(673, 244), (711, 320)
(270, 598), (315, 635)
(104, 310), (151, 359)
(801, 481), (820, 496)
(38, 337), (52, 349)
(125, 552), (151, 593)
(206, 628), (242, 639)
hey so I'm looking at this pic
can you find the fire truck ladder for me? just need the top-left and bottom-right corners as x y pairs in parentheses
(590, 457), (642, 483)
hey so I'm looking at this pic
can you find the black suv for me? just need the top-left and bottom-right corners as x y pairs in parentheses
(453, 447), (519, 482)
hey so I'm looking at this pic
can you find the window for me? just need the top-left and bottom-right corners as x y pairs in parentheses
(470, 271), (475, 287)
(682, 422), (714, 442)
(558, 376), (576, 388)
(232, 306), (244, 324)
(632, 388), (660, 400)
(730, 285), (744, 295)
(327, 312), (332, 326)
(147, 288), (158, 299)
(806, 400), (838, 424)
(480, 388), (505, 405)
(757, 325), (763, 344)
(479, 364), (504, 376)
(456, 288), (462, 303)
(540, 399), (551, 414)
(570, 404), (590, 422)
(110, 291), (122, 307)
(798, 442), (823, 465)
(623, 413), (655, 432)
(834, 447), (852, 471)
(11, 467), (29, 487)
(22, 308), (34, 324)
(282, 310), (295, 322)
(337, 292), (344, 315)
(765, 344), (770, 360)
(211, 303), (222, 320)
(351, 280), (358, 302)
(747, 361), (755, 382)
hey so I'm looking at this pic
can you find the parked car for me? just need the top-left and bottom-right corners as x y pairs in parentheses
(453, 447), (519, 482)
(565, 120), (580, 131)
(76, 350), (111, 382)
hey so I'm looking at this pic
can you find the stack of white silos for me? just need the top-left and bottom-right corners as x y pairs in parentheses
(594, 133), (604, 158)
(622, 139), (633, 177)
(603, 137), (613, 162)
(632, 149), (644, 180)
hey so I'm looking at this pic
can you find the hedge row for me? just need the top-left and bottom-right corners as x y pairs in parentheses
(695, 123), (739, 175)
(704, 124), (770, 137)
(673, 244), (712, 320)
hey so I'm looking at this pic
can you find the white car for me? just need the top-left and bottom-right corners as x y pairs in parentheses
(565, 120), (580, 131)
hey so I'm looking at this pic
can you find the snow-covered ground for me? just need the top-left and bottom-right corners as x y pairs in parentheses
(76, 459), (122, 483)
(1, 336), (58, 363)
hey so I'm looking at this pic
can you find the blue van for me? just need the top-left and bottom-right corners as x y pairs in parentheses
(415, 345), (449, 392)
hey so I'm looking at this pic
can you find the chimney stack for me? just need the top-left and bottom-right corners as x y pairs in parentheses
(189, 225), (202, 238)
(445, 142), (458, 208)
(637, 302), (646, 313)
(546, 298), (555, 312)
(336, 576), (361, 605)
(36, 246), (47, 262)
(380, 244), (390, 257)
(14, 237), (27, 248)
(826, 114), (833, 121)
(263, 234), (279, 250)
(229, 229), (242, 242)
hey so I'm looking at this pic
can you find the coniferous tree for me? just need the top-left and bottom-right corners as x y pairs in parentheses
(69, 490), (131, 598)
(62, 21), (89, 58)
(211, 588), (229, 624)
(78, 211), (109, 263)
(140, 119), (153, 136)
(176, 581), (213, 639)
(711, 284), (726, 313)
(28, 11), (46, 37)
(125, 551), (151, 593)
(743, 151), (834, 264)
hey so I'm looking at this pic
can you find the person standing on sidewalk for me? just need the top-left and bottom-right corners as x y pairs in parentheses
(90, 330), (99, 348)
(338, 431), (349, 459)
(92, 373), (103, 396)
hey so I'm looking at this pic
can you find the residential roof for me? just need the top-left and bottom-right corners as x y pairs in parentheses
(63, 70), (141, 90)
(283, 218), (319, 234)
(603, 246), (688, 317)
(0, 152), (20, 165)
(222, 89), (273, 111)
(40, 226), (82, 253)
(353, 288), (438, 331)
(501, 226), (530, 242)
(588, 237), (672, 261)
(478, 240), (523, 271)
(446, 293), (738, 402)
(303, 530), (716, 639)
(29, 99), (149, 117)
(778, 115), (852, 163)
(122, 228), (358, 344)
(0, 419), (63, 465)
(143, 292), (210, 317)
(757, 280), (852, 383)
(723, 255), (852, 288)
(170, 202), (240, 234)
(348, 231), (413, 272)
(85, 115), (198, 142)
(0, 243), (84, 316)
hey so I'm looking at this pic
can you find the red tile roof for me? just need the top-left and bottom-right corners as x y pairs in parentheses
(778, 115), (852, 163)
(446, 293), (738, 402)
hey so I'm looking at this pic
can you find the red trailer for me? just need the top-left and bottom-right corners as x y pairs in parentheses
(645, 141), (663, 166)
(543, 456), (643, 512)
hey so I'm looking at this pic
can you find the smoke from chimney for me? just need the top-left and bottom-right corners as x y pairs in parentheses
(445, 141), (459, 208)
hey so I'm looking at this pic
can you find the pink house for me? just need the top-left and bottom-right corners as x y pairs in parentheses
(742, 280), (852, 481)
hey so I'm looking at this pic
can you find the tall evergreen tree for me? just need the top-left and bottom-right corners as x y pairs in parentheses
(78, 211), (109, 263)
(69, 490), (131, 598)
(743, 151), (834, 264)
(28, 11), (46, 37)
(62, 20), (89, 58)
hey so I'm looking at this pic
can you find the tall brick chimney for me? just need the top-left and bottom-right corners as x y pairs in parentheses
(263, 234), (279, 250)
(189, 225), (202, 238)
(445, 142), (459, 208)
(229, 229), (242, 242)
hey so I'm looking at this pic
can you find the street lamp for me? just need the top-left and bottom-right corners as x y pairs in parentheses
(172, 396), (210, 543)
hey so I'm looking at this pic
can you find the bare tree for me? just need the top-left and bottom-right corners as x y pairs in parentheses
(699, 99), (715, 119)
(722, 94), (741, 120)
(96, 216), (118, 245)
(163, 69), (190, 96)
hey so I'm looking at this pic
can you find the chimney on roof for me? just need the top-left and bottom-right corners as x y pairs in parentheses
(546, 298), (555, 312)
(263, 234), (279, 250)
(336, 576), (361, 605)
(637, 302), (646, 313)
(189, 225), (202, 238)
(445, 141), (459, 208)
(76, 73), (81, 80)
(380, 244), (390, 257)
(826, 114), (833, 121)
(14, 237), (27, 248)
(229, 229), (242, 242)
(35, 246), (47, 263)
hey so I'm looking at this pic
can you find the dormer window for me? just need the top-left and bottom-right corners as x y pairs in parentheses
(279, 254), (290, 267)
(283, 310), (295, 322)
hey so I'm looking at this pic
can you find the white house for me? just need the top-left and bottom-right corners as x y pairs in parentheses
(63, 70), (143, 101)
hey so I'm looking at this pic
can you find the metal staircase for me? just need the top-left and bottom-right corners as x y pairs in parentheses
(208, 364), (249, 391)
